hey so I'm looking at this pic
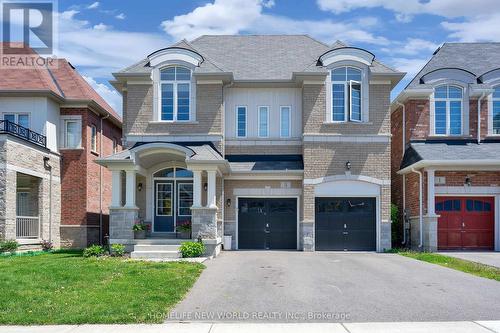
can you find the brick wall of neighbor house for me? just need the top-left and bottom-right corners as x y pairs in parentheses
(124, 83), (223, 137)
(0, 136), (61, 248)
(435, 171), (500, 187)
(223, 179), (303, 249)
(391, 107), (404, 224)
(60, 108), (122, 248)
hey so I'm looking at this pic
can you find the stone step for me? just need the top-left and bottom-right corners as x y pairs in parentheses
(134, 244), (181, 252)
(133, 239), (190, 245)
(130, 250), (181, 259)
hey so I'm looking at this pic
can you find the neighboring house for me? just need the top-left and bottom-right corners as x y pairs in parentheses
(391, 43), (500, 252)
(0, 44), (122, 249)
(98, 35), (404, 257)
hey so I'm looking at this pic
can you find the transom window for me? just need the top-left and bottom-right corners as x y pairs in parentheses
(434, 85), (463, 135)
(331, 66), (362, 122)
(160, 66), (191, 121)
(493, 86), (500, 135)
(153, 167), (193, 178)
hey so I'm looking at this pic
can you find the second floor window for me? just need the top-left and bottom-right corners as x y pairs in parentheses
(434, 85), (462, 136)
(332, 66), (362, 122)
(113, 138), (118, 153)
(280, 106), (291, 137)
(90, 125), (97, 152)
(3, 113), (29, 128)
(160, 66), (191, 121)
(493, 87), (500, 135)
(258, 106), (269, 137)
(64, 120), (80, 148)
(236, 106), (247, 137)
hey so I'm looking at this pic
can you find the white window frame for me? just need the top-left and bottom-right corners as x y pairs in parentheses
(236, 105), (247, 138)
(90, 124), (97, 153)
(258, 105), (269, 138)
(330, 66), (363, 123)
(177, 182), (193, 217)
(112, 138), (118, 153)
(2, 113), (30, 128)
(158, 66), (192, 122)
(156, 182), (173, 217)
(60, 116), (82, 149)
(433, 84), (463, 136)
(280, 105), (291, 138)
(490, 86), (500, 136)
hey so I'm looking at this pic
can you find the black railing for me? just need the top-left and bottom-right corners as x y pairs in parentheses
(0, 119), (47, 148)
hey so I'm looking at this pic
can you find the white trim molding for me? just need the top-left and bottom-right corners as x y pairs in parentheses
(233, 188), (302, 196)
(319, 47), (375, 67)
(304, 174), (390, 186)
(148, 48), (203, 68)
(303, 134), (390, 143)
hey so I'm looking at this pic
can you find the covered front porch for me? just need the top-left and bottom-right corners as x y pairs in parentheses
(96, 142), (228, 256)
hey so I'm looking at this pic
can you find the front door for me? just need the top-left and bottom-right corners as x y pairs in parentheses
(154, 180), (174, 232)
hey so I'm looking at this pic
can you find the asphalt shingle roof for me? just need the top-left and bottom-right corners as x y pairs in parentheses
(407, 43), (500, 88)
(227, 154), (303, 172)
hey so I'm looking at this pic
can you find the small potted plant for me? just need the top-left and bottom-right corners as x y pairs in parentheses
(132, 220), (148, 239)
(176, 220), (192, 239)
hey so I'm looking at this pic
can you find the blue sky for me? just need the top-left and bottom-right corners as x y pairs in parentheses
(50, 0), (500, 113)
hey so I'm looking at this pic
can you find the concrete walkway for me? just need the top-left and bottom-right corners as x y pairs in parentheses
(2, 321), (500, 333)
(440, 252), (500, 268)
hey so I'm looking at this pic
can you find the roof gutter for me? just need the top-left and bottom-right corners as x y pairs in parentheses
(390, 89), (434, 112)
(398, 159), (500, 174)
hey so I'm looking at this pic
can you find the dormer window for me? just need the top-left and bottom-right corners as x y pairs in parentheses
(434, 85), (463, 136)
(331, 66), (362, 122)
(159, 66), (191, 121)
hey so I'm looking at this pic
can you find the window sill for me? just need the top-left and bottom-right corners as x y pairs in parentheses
(149, 121), (198, 124)
(59, 147), (84, 151)
(91, 150), (99, 156)
(323, 121), (373, 125)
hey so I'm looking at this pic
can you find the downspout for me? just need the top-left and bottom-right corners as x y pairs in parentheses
(396, 101), (406, 244)
(477, 92), (486, 143)
(99, 113), (110, 244)
(411, 168), (423, 248)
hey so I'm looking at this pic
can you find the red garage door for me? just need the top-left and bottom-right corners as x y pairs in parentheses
(436, 197), (495, 250)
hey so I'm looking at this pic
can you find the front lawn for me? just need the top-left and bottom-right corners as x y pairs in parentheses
(398, 250), (500, 282)
(0, 251), (204, 324)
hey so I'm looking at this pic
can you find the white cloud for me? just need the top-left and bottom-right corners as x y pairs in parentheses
(389, 38), (440, 56)
(442, 14), (500, 42)
(115, 13), (126, 20)
(93, 23), (110, 31)
(262, 0), (275, 8)
(390, 57), (428, 78)
(87, 2), (99, 9)
(83, 76), (122, 113)
(161, 0), (388, 45)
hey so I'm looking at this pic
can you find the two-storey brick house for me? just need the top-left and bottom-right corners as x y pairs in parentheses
(391, 43), (500, 252)
(0, 44), (122, 249)
(98, 35), (403, 257)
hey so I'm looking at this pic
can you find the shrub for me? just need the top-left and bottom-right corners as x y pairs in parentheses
(83, 244), (105, 258)
(0, 240), (19, 253)
(41, 240), (53, 251)
(110, 244), (126, 257)
(179, 241), (205, 258)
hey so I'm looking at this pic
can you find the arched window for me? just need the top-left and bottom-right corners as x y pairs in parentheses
(434, 85), (463, 135)
(159, 66), (191, 121)
(331, 66), (362, 122)
(153, 167), (193, 178)
(493, 86), (500, 134)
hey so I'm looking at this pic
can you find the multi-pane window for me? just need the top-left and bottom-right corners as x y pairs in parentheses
(3, 113), (29, 128)
(236, 106), (247, 137)
(258, 106), (269, 137)
(178, 183), (193, 216)
(90, 125), (97, 152)
(331, 66), (362, 122)
(280, 106), (291, 137)
(493, 87), (500, 135)
(156, 183), (172, 216)
(434, 85), (463, 135)
(160, 66), (191, 121)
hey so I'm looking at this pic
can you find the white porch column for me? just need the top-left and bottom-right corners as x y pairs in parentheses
(125, 169), (137, 208)
(427, 169), (436, 216)
(193, 170), (202, 208)
(111, 170), (122, 207)
(207, 170), (217, 208)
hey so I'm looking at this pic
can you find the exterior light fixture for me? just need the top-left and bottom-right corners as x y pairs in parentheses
(204, 183), (208, 191)
(345, 161), (351, 171)
(226, 198), (231, 207)
(465, 177), (472, 187)
(137, 182), (143, 191)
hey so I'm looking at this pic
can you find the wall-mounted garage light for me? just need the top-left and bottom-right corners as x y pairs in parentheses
(137, 182), (143, 191)
(465, 177), (472, 187)
(226, 198), (231, 207)
(345, 161), (351, 171)
(204, 183), (208, 191)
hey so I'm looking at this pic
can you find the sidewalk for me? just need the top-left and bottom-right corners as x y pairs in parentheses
(2, 321), (500, 333)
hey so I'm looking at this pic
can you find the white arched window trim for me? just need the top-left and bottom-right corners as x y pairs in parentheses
(488, 85), (500, 136)
(429, 81), (469, 136)
(325, 62), (370, 123)
(151, 63), (197, 122)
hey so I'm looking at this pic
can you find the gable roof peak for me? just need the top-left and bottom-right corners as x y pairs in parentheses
(331, 40), (348, 49)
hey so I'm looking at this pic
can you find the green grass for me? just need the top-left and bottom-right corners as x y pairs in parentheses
(397, 250), (500, 282)
(0, 251), (204, 324)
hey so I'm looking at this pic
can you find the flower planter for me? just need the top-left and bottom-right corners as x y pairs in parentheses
(178, 231), (191, 239)
(134, 230), (146, 239)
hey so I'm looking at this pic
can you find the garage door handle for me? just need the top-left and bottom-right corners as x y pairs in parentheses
(343, 231), (348, 235)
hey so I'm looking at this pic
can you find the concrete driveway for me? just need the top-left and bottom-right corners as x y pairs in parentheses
(440, 252), (500, 268)
(169, 251), (500, 323)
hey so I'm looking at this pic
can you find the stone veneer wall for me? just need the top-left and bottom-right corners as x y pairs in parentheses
(0, 136), (61, 248)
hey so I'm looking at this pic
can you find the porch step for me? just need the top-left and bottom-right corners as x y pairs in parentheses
(134, 239), (189, 245)
(130, 243), (182, 260)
